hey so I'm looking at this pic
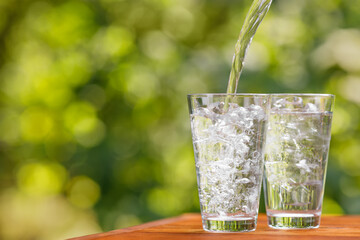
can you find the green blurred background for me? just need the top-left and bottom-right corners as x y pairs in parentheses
(0, 0), (359, 239)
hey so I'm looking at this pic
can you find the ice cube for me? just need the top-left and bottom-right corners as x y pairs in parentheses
(209, 102), (225, 114)
(274, 98), (286, 109)
(252, 151), (260, 159)
(296, 159), (311, 173)
(238, 178), (251, 184)
(305, 103), (317, 112)
(293, 97), (303, 107)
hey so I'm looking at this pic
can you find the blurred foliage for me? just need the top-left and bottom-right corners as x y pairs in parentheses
(0, 0), (360, 239)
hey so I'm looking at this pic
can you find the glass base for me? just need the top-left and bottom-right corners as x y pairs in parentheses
(267, 213), (320, 229)
(202, 217), (257, 232)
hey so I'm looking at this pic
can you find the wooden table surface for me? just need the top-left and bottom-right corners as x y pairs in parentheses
(70, 213), (360, 240)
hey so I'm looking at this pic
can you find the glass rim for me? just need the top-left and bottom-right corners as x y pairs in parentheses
(187, 93), (269, 97)
(270, 93), (335, 98)
(188, 93), (334, 98)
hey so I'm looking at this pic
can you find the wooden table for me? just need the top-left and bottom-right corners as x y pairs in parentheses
(70, 213), (360, 240)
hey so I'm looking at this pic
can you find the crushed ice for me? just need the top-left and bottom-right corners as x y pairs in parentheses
(191, 102), (266, 216)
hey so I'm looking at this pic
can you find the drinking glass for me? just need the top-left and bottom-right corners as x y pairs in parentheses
(263, 94), (335, 229)
(188, 94), (270, 232)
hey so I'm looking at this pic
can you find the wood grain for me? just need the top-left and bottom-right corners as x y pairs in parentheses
(69, 214), (360, 240)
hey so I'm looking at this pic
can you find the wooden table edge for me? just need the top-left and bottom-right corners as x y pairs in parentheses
(68, 213), (360, 240)
(68, 213), (197, 240)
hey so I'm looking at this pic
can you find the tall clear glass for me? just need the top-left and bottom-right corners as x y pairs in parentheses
(188, 94), (270, 232)
(263, 94), (335, 229)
